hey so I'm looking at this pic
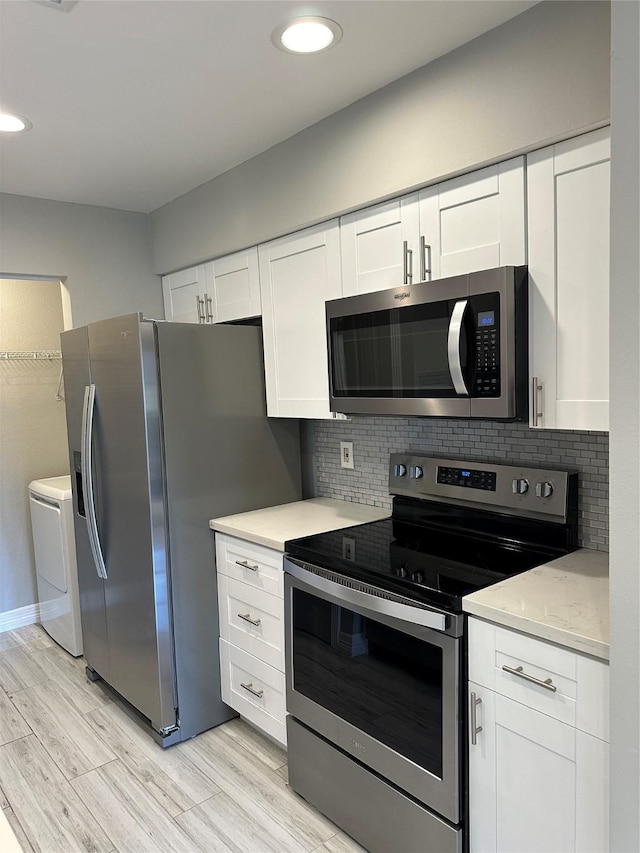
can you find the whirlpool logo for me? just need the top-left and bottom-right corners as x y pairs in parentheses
(394, 291), (411, 301)
(350, 738), (367, 753)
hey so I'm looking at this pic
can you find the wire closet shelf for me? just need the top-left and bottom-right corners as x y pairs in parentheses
(0, 350), (62, 360)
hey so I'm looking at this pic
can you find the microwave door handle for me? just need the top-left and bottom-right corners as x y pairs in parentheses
(447, 299), (469, 396)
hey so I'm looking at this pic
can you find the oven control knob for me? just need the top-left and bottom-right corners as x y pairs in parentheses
(409, 465), (424, 479)
(396, 566), (408, 578)
(394, 464), (407, 477)
(512, 478), (529, 495)
(536, 481), (554, 499)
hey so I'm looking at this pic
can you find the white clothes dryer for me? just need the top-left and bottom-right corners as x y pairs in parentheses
(29, 476), (83, 656)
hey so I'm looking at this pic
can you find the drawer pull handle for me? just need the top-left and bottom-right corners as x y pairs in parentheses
(240, 681), (264, 699)
(502, 664), (557, 692)
(236, 559), (259, 572)
(238, 612), (261, 627)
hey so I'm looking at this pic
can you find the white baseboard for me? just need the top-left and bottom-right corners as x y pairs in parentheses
(0, 602), (41, 634)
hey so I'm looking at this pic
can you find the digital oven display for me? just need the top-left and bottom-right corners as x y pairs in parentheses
(478, 310), (495, 326)
(437, 466), (497, 491)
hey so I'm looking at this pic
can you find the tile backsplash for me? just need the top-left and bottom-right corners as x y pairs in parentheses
(304, 417), (609, 551)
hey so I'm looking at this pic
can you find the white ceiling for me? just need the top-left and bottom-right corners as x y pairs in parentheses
(0, 0), (537, 213)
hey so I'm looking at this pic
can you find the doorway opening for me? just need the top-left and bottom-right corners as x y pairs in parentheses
(0, 276), (71, 628)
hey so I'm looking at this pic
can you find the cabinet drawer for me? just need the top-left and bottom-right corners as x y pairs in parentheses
(218, 575), (284, 670)
(215, 533), (284, 598)
(469, 618), (609, 740)
(219, 639), (286, 747)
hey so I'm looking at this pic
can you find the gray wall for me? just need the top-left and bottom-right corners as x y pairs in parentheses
(306, 419), (608, 552)
(0, 193), (163, 327)
(150, 1), (610, 275)
(609, 1), (640, 850)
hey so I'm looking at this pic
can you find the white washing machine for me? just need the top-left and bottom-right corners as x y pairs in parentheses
(28, 476), (83, 656)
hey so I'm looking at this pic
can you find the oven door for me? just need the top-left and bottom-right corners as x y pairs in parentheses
(284, 557), (462, 825)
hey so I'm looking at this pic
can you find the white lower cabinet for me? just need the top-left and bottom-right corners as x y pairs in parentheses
(219, 639), (286, 746)
(216, 533), (287, 746)
(468, 618), (609, 853)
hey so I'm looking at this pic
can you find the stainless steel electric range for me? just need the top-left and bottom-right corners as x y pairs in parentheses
(283, 453), (578, 853)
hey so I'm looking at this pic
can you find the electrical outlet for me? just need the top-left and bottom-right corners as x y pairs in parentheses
(342, 537), (356, 560)
(340, 441), (354, 469)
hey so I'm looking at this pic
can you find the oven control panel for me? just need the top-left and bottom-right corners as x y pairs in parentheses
(389, 453), (577, 523)
(436, 465), (497, 491)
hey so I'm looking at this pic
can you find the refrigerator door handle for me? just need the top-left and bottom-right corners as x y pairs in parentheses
(81, 384), (108, 580)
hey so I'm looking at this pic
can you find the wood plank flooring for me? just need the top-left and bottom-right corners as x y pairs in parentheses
(0, 625), (365, 853)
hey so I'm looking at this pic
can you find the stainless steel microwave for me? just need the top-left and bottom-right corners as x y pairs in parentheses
(326, 265), (528, 420)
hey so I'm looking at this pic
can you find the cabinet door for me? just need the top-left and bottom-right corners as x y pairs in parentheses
(528, 127), (610, 430)
(206, 247), (261, 323)
(419, 157), (526, 279)
(340, 195), (419, 295)
(161, 264), (206, 323)
(258, 221), (343, 418)
(469, 685), (609, 853)
(468, 682), (497, 853)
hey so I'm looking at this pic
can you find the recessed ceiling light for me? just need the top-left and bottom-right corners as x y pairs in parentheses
(272, 17), (342, 54)
(0, 112), (32, 133)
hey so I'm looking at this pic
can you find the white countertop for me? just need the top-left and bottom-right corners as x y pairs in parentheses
(209, 497), (390, 551)
(463, 548), (609, 660)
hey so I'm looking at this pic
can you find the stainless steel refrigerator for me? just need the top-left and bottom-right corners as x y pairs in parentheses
(61, 314), (301, 746)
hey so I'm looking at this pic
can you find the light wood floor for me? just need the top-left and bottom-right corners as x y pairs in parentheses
(0, 624), (365, 853)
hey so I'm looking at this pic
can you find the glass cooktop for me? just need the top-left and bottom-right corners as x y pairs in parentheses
(285, 498), (575, 613)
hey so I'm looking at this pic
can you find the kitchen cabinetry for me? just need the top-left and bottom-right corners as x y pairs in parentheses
(216, 532), (287, 746)
(527, 127), (610, 431)
(205, 247), (261, 322)
(162, 264), (207, 324)
(468, 617), (609, 853)
(162, 248), (261, 324)
(340, 157), (526, 296)
(258, 220), (343, 419)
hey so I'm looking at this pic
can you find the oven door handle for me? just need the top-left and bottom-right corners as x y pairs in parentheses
(285, 560), (447, 632)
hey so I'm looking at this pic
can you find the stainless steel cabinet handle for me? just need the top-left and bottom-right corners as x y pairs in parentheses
(81, 384), (108, 580)
(196, 295), (206, 324)
(470, 691), (482, 745)
(502, 664), (557, 692)
(402, 240), (413, 284)
(240, 681), (264, 699)
(205, 293), (214, 323)
(420, 236), (432, 281)
(238, 612), (261, 627)
(235, 559), (259, 572)
(532, 376), (543, 426)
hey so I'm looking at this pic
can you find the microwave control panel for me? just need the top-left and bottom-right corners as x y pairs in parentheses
(473, 309), (500, 397)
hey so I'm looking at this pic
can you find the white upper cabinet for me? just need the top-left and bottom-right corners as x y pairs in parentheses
(340, 158), (526, 297)
(527, 127), (610, 431)
(259, 221), (343, 419)
(422, 157), (526, 278)
(162, 264), (207, 323)
(340, 196), (420, 295)
(205, 247), (261, 323)
(162, 249), (261, 325)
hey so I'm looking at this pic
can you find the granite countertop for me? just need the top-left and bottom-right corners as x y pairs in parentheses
(209, 497), (390, 551)
(463, 548), (609, 660)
